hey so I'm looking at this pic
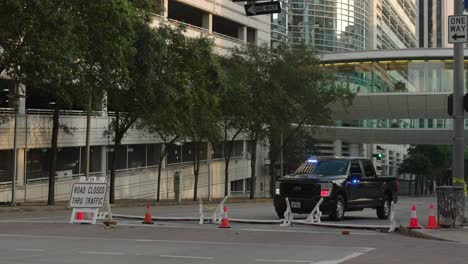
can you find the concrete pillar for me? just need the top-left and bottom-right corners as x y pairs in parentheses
(350, 144), (360, 157)
(238, 26), (247, 43)
(101, 146), (107, 178)
(202, 13), (213, 33)
(17, 149), (25, 186)
(18, 84), (26, 115)
(384, 148), (390, 176)
(333, 140), (342, 157)
(162, 0), (169, 20)
(101, 92), (108, 117)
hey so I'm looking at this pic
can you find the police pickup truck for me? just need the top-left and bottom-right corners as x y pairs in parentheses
(273, 156), (398, 221)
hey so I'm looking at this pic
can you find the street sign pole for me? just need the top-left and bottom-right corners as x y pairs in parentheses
(453, 0), (465, 189)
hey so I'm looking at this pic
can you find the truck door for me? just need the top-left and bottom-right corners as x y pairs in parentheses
(345, 160), (366, 208)
(361, 159), (380, 207)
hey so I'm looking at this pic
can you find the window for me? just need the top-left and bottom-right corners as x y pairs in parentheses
(212, 142), (223, 159)
(147, 144), (162, 166)
(57, 147), (80, 177)
(233, 140), (244, 157)
(26, 149), (49, 181)
(182, 143), (195, 163)
(362, 160), (376, 177)
(230, 179), (243, 193)
(128, 144), (146, 168)
(167, 144), (182, 164)
(107, 145), (127, 170)
(245, 178), (251, 192)
(0, 150), (14, 182)
(81, 146), (102, 173)
(349, 161), (363, 175)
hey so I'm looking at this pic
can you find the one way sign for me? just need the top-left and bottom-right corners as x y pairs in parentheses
(448, 15), (468, 43)
(244, 1), (281, 16)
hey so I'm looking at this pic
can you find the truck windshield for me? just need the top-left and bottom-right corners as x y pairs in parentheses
(294, 159), (349, 176)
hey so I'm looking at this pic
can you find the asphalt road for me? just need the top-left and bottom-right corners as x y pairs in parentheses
(0, 196), (457, 227)
(0, 221), (467, 264)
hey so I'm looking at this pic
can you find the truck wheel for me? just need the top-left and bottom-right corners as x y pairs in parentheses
(329, 195), (345, 221)
(377, 195), (392, 219)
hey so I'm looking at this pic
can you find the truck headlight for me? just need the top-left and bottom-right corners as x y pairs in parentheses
(275, 188), (280, 195)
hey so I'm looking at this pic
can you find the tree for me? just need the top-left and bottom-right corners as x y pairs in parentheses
(218, 57), (250, 197)
(224, 43), (353, 199)
(399, 145), (452, 196)
(138, 25), (195, 202)
(178, 37), (222, 201)
(0, 0), (152, 205)
(266, 44), (353, 196)
(0, 0), (86, 205)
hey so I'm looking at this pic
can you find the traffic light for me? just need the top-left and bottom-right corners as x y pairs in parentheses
(373, 153), (383, 160)
(448, 93), (468, 115)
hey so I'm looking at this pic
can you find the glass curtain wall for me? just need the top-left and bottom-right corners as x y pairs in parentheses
(289, 0), (369, 53)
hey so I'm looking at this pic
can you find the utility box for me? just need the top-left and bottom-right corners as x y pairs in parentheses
(437, 186), (465, 227)
(173, 171), (181, 202)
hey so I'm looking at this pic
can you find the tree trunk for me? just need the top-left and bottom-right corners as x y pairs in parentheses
(223, 139), (235, 197)
(109, 112), (120, 204)
(414, 175), (419, 197)
(408, 178), (412, 196)
(249, 139), (257, 199)
(193, 142), (200, 201)
(224, 155), (231, 197)
(223, 128), (240, 197)
(156, 143), (167, 202)
(47, 104), (60, 206)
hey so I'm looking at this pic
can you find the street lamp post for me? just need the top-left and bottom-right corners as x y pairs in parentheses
(5, 84), (22, 206)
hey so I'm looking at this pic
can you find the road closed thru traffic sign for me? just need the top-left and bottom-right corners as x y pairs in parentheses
(448, 15), (468, 43)
(69, 183), (107, 208)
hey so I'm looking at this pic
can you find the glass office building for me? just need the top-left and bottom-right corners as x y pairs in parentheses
(288, 0), (369, 53)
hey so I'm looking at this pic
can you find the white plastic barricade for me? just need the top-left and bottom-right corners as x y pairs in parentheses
(305, 197), (323, 223)
(212, 196), (229, 224)
(69, 176), (108, 224)
(389, 201), (396, 232)
(280, 197), (293, 227)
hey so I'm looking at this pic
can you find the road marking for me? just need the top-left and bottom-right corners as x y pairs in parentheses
(80, 251), (124, 255)
(256, 259), (311, 263)
(313, 248), (374, 264)
(241, 228), (384, 236)
(160, 255), (213, 260)
(16, 248), (45, 252)
(0, 234), (373, 252)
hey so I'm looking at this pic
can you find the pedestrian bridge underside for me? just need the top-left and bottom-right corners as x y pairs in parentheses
(318, 92), (457, 145)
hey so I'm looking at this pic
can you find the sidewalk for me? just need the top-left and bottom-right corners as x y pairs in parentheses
(0, 197), (272, 213)
(404, 226), (468, 244)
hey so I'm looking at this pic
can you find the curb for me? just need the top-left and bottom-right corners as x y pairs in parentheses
(293, 220), (392, 231)
(112, 214), (392, 229)
(113, 214), (281, 224)
(397, 226), (454, 242)
(0, 198), (273, 213)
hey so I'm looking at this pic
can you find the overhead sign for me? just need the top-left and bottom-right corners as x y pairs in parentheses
(244, 1), (281, 16)
(448, 15), (468, 43)
(69, 183), (107, 208)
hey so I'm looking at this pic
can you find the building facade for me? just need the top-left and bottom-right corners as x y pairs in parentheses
(270, 0), (418, 175)
(0, 0), (272, 203)
(416, 0), (453, 48)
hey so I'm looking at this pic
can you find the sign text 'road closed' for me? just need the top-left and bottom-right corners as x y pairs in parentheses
(69, 183), (107, 208)
(448, 15), (468, 43)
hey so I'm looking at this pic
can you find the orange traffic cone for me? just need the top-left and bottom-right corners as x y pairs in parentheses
(219, 207), (231, 228)
(142, 203), (154, 224)
(426, 203), (439, 229)
(408, 205), (421, 229)
(76, 212), (84, 220)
